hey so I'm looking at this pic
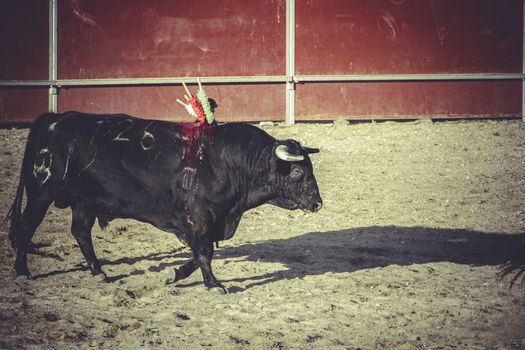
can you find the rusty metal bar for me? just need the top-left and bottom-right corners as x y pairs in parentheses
(294, 73), (524, 83)
(522, 0), (525, 121)
(2, 73), (522, 88)
(0, 76), (288, 87)
(48, 0), (58, 113)
(285, 0), (296, 124)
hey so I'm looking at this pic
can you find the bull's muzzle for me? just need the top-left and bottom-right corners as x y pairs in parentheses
(303, 199), (322, 213)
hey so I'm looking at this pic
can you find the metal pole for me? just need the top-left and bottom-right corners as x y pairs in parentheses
(293, 73), (524, 82)
(1, 73), (523, 88)
(49, 0), (58, 113)
(0, 76), (289, 87)
(285, 0), (295, 124)
(522, 0), (525, 121)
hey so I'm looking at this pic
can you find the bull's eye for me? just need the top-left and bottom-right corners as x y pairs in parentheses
(290, 167), (304, 180)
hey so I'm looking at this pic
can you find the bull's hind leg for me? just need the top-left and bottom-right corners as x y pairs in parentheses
(13, 197), (52, 278)
(71, 202), (106, 280)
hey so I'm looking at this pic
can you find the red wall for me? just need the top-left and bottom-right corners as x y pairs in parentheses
(297, 81), (521, 120)
(56, 0), (285, 122)
(0, 0), (523, 123)
(297, 0), (522, 75)
(58, 84), (284, 122)
(0, 0), (48, 123)
(58, 0), (285, 78)
(295, 0), (523, 120)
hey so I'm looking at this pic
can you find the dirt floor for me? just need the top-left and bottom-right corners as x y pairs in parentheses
(1, 119), (525, 349)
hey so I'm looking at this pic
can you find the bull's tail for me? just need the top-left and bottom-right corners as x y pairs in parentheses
(4, 115), (48, 249)
(5, 173), (25, 249)
(499, 261), (525, 289)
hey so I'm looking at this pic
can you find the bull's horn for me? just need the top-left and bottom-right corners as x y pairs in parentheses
(275, 145), (304, 162)
(301, 145), (320, 154)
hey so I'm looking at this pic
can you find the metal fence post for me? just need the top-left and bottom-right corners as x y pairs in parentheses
(522, 0), (525, 121)
(285, 0), (295, 124)
(49, 0), (58, 113)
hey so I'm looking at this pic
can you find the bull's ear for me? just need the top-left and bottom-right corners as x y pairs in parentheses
(301, 145), (320, 154)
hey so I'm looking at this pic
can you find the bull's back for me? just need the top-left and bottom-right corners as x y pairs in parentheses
(24, 112), (274, 218)
(24, 113), (183, 216)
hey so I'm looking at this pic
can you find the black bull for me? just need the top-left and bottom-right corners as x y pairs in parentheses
(7, 112), (322, 294)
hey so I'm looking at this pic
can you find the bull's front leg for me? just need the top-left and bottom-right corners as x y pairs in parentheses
(191, 237), (228, 295)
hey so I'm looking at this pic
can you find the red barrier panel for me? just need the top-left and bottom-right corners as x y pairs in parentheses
(58, 0), (285, 78)
(296, 0), (522, 75)
(294, 0), (522, 120)
(0, 1), (49, 122)
(0, 1), (522, 123)
(0, 88), (48, 123)
(0, 0), (48, 80)
(296, 81), (521, 120)
(58, 84), (284, 122)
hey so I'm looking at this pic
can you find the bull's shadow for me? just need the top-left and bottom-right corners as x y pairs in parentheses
(209, 226), (525, 290)
(33, 226), (525, 290)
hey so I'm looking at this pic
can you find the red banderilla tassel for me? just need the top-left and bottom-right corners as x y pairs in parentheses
(188, 97), (206, 124)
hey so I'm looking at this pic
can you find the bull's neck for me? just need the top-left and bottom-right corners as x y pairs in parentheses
(231, 144), (277, 211)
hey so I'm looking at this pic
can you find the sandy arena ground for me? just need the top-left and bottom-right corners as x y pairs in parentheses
(1, 119), (524, 349)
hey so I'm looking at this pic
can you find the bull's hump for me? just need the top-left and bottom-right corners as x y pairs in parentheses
(215, 122), (276, 145)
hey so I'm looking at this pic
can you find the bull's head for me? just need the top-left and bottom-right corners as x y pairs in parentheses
(268, 140), (322, 213)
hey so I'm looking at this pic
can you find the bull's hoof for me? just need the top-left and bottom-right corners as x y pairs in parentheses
(14, 266), (33, 280)
(208, 285), (229, 295)
(165, 268), (179, 285)
(15, 273), (33, 281)
(93, 273), (109, 283)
